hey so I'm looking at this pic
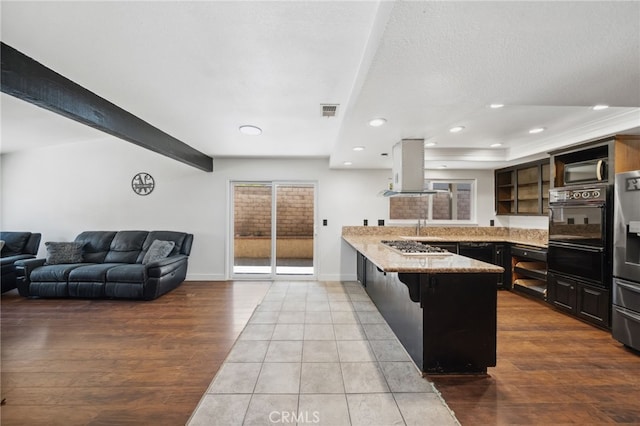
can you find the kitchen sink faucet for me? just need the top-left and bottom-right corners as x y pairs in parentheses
(416, 209), (427, 236)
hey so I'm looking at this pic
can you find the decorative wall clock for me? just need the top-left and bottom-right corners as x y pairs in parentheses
(131, 172), (155, 196)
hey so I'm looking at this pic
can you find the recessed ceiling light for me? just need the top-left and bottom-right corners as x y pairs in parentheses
(592, 104), (609, 111)
(425, 142), (437, 147)
(368, 118), (387, 127)
(490, 143), (503, 147)
(489, 104), (504, 109)
(343, 161), (353, 166)
(529, 127), (545, 134)
(437, 165), (447, 169)
(353, 146), (365, 152)
(239, 125), (262, 136)
(449, 126), (465, 133)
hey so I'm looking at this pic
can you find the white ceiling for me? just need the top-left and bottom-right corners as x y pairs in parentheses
(1, 1), (639, 170)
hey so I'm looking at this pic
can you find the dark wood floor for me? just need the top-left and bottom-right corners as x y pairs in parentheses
(431, 291), (640, 425)
(0, 281), (270, 426)
(2, 282), (640, 425)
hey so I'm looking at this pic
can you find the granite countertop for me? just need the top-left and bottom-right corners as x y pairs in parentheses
(398, 235), (547, 248)
(343, 235), (505, 274)
(342, 226), (548, 248)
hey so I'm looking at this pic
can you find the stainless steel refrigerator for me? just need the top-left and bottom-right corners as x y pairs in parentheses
(612, 170), (640, 351)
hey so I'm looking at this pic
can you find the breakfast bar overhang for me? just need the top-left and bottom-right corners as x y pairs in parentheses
(343, 234), (504, 375)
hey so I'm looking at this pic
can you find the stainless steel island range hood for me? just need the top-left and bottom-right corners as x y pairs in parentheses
(381, 139), (445, 197)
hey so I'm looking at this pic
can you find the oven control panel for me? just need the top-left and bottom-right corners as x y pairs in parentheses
(549, 186), (607, 203)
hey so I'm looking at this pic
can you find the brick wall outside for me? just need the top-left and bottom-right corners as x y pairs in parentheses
(456, 189), (471, 220)
(432, 193), (452, 220)
(390, 185), (471, 220)
(390, 197), (429, 220)
(234, 185), (314, 237)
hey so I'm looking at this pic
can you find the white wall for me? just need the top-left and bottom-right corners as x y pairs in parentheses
(1, 138), (547, 282)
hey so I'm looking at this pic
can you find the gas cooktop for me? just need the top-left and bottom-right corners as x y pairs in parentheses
(381, 240), (452, 256)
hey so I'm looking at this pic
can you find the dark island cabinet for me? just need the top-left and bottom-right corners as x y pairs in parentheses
(421, 273), (497, 374)
(356, 251), (367, 286)
(362, 257), (498, 374)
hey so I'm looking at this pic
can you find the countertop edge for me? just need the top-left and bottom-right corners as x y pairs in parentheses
(344, 235), (506, 274)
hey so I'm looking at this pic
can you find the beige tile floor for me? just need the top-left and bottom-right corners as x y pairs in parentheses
(187, 281), (459, 426)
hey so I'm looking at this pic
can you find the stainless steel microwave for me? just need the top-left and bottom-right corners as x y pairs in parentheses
(564, 158), (607, 185)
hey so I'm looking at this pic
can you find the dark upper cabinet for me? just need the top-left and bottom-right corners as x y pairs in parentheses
(495, 159), (551, 216)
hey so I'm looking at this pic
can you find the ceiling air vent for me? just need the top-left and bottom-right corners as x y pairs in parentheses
(321, 104), (339, 117)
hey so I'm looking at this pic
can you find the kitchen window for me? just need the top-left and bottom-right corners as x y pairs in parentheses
(389, 180), (476, 223)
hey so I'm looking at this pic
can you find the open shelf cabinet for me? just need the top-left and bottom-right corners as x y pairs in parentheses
(495, 158), (550, 216)
(511, 245), (547, 300)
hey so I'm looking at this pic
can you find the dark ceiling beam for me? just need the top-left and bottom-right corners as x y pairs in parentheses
(1, 42), (213, 172)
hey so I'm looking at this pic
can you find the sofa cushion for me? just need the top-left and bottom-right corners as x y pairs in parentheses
(142, 240), (175, 264)
(45, 242), (85, 265)
(105, 264), (146, 283)
(31, 264), (88, 282)
(104, 281), (145, 299)
(104, 231), (148, 264)
(75, 231), (117, 263)
(28, 281), (69, 298)
(0, 232), (30, 257)
(68, 281), (107, 298)
(68, 264), (123, 282)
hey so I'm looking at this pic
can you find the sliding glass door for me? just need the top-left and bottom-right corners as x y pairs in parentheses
(231, 182), (316, 278)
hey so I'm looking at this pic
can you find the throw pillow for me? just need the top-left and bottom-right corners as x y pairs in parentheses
(0, 240), (5, 251)
(142, 240), (175, 265)
(45, 241), (85, 265)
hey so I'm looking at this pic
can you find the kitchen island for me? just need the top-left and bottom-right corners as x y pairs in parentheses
(343, 233), (504, 375)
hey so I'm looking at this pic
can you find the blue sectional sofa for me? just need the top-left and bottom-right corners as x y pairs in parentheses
(16, 230), (193, 300)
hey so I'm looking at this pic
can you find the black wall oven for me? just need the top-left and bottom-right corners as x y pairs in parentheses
(548, 184), (612, 283)
(547, 184), (613, 328)
(547, 243), (606, 286)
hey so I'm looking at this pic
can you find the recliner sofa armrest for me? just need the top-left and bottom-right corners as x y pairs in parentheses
(1, 254), (36, 266)
(14, 258), (47, 296)
(145, 254), (188, 278)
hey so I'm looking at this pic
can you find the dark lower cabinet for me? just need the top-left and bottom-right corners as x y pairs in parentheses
(495, 244), (510, 289)
(549, 274), (577, 312)
(547, 272), (610, 329)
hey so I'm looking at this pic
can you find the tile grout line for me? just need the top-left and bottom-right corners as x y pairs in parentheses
(189, 281), (459, 426)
